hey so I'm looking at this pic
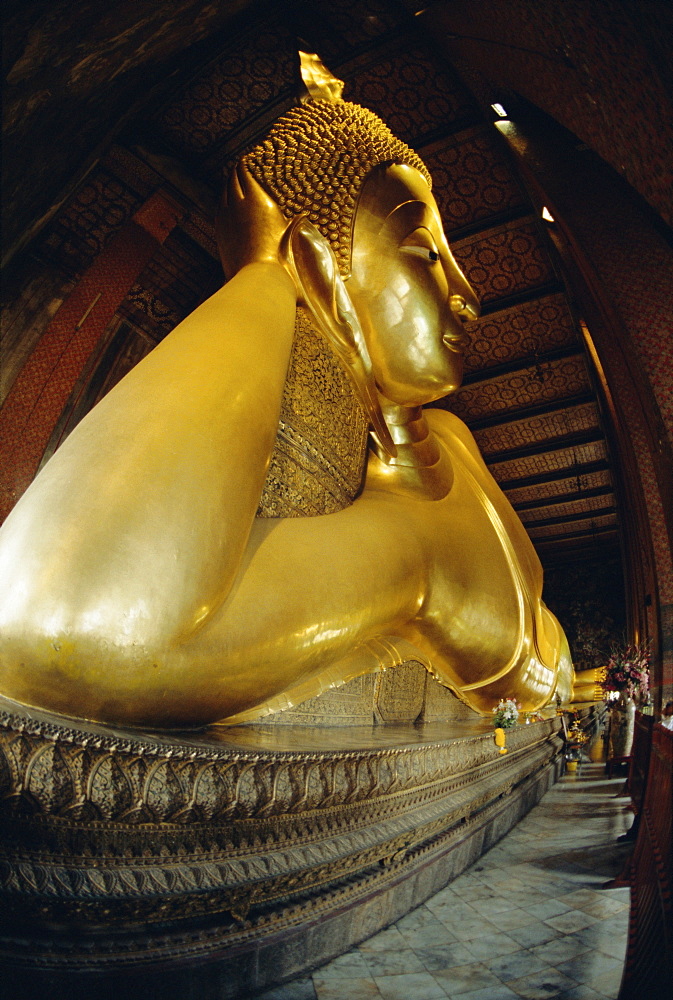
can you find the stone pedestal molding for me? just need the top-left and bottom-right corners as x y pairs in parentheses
(0, 695), (565, 998)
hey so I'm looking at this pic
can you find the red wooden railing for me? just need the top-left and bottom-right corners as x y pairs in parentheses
(618, 724), (672, 1000)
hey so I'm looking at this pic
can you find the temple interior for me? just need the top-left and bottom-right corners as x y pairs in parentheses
(1, 1), (672, 997)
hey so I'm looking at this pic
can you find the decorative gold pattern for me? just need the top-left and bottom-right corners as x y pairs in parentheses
(373, 661), (426, 723)
(258, 307), (368, 516)
(0, 700), (563, 940)
(264, 672), (377, 725)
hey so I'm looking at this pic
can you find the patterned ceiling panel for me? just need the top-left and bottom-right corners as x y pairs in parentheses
(6, 7), (622, 568)
(518, 495), (616, 524)
(105, 145), (162, 201)
(472, 401), (600, 456)
(155, 22), (295, 157)
(420, 127), (525, 233)
(451, 220), (556, 303)
(118, 230), (222, 343)
(505, 469), (614, 508)
(179, 212), (220, 262)
(461, 292), (576, 374)
(443, 355), (591, 422)
(527, 513), (618, 539)
(344, 47), (476, 146)
(320, 0), (406, 47)
(490, 440), (608, 485)
(36, 168), (142, 277)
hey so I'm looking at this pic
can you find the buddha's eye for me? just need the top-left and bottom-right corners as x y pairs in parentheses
(399, 227), (440, 263)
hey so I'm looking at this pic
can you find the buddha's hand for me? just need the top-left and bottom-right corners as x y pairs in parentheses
(216, 163), (292, 279)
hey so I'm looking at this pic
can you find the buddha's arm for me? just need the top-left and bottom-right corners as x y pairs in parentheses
(426, 409), (573, 701)
(0, 262), (296, 652)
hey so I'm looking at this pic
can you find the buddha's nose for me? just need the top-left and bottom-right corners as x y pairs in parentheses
(450, 294), (480, 321)
(446, 260), (481, 321)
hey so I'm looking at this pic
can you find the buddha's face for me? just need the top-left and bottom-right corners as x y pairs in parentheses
(347, 164), (479, 407)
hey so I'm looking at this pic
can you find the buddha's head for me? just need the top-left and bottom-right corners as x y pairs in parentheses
(218, 57), (479, 420)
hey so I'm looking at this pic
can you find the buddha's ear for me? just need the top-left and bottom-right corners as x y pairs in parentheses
(281, 216), (396, 458)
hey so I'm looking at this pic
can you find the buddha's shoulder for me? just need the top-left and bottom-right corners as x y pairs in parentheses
(424, 408), (483, 464)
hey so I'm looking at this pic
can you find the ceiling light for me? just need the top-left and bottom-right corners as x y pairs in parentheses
(491, 103), (508, 117)
(541, 206), (555, 222)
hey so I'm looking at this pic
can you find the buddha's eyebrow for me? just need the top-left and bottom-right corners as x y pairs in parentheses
(382, 199), (425, 224)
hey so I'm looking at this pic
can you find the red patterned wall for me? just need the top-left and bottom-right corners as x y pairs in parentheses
(0, 192), (184, 521)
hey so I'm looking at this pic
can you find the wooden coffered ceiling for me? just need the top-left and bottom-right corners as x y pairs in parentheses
(4, 0), (622, 569)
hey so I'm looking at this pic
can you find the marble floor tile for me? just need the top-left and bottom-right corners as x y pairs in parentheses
(505, 921), (559, 950)
(394, 903), (444, 930)
(506, 966), (578, 999)
(462, 930), (521, 962)
(544, 910), (598, 935)
(361, 947), (426, 977)
(497, 890), (554, 909)
(449, 985), (518, 1000)
(486, 906), (538, 932)
(413, 941), (477, 971)
(257, 978), (317, 1000)
(571, 929), (627, 962)
(589, 965), (625, 997)
(314, 950), (371, 979)
(357, 926), (409, 952)
(557, 986), (608, 1000)
(449, 884), (494, 901)
(559, 889), (614, 911)
(529, 933), (592, 967)
(431, 960), (505, 996)
(373, 971), (448, 1000)
(396, 915), (458, 950)
(485, 947), (550, 982)
(556, 951), (623, 986)
(313, 976), (382, 1000)
(275, 756), (635, 1000)
(523, 898), (573, 920)
(426, 899), (481, 922)
(438, 915), (503, 941)
(468, 895), (522, 916)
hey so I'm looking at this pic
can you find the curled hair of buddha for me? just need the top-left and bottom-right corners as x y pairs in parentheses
(243, 99), (431, 275)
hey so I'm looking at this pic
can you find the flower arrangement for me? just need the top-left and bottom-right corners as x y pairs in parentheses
(603, 643), (650, 704)
(492, 698), (520, 729)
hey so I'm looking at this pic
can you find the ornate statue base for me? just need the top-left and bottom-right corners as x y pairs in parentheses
(0, 678), (564, 999)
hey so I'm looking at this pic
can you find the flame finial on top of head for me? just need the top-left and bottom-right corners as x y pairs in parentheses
(298, 50), (345, 103)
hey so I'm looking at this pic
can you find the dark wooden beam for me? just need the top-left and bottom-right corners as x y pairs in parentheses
(478, 281), (564, 317)
(483, 427), (603, 465)
(446, 206), (531, 242)
(539, 541), (622, 567)
(462, 344), (583, 386)
(531, 523), (618, 545)
(497, 458), (610, 491)
(524, 506), (616, 529)
(512, 484), (614, 511)
(455, 391), (595, 431)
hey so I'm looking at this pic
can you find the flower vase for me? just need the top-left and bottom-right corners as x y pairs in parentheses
(609, 693), (636, 757)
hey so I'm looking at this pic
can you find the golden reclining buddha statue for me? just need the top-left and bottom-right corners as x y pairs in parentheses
(0, 55), (573, 729)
